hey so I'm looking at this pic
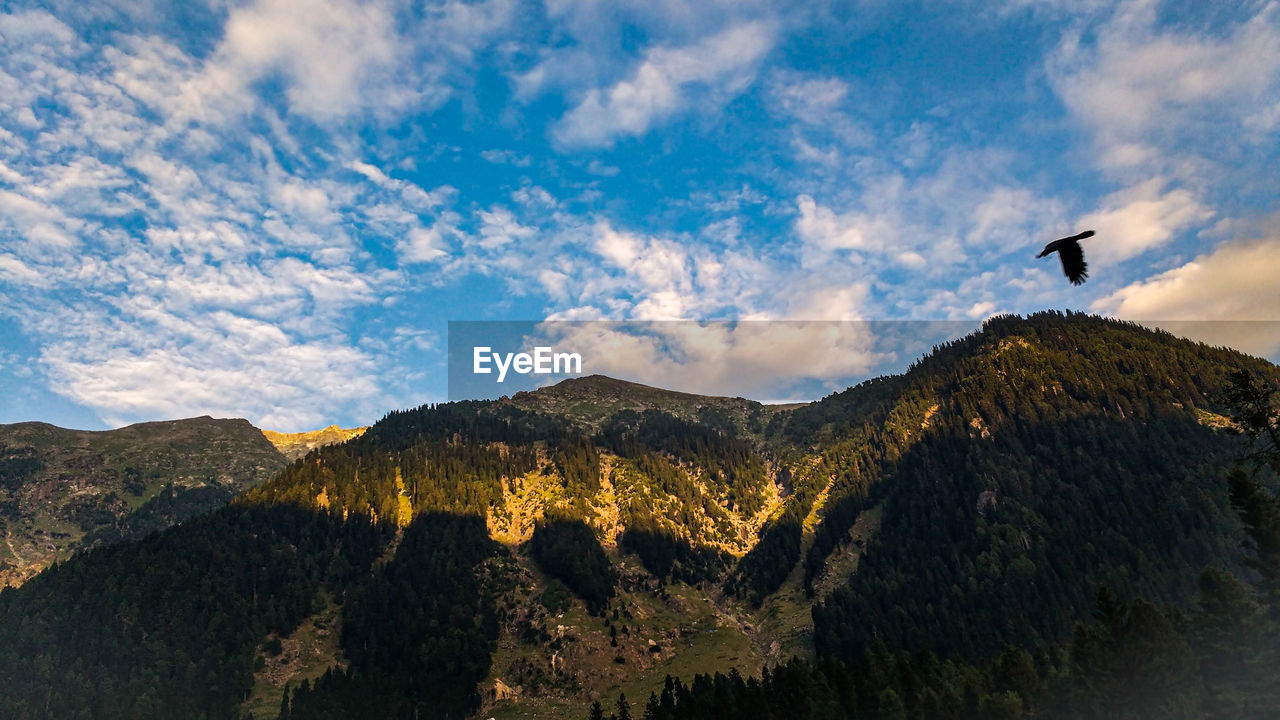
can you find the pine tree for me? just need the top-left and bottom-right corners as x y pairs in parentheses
(642, 692), (661, 720)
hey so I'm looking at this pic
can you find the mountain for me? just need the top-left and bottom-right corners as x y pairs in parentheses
(262, 425), (370, 462)
(0, 311), (1277, 720)
(0, 416), (286, 587)
(506, 374), (782, 437)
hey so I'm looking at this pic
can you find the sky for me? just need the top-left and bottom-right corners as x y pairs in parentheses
(1, 0), (1278, 431)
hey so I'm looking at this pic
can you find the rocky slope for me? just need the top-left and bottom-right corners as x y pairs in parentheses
(262, 425), (369, 462)
(0, 416), (286, 587)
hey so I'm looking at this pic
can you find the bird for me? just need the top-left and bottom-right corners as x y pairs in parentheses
(1038, 230), (1094, 285)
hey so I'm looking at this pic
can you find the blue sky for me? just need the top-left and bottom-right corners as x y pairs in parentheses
(1, 0), (1278, 431)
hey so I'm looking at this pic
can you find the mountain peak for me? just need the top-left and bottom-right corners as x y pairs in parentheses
(260, 424), (369, 462)
(506, 373), (772, 431)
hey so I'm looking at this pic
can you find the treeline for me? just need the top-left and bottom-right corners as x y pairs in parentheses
(281, 513), (498, 719)
(613, 452), (736, 582)
(0, 505), (389, 719)
(726, 508), (802, 606)
(241, 413), (541, 520)
(813, 411), (1245, 661)
(735, 371), (935, 605)
(528, 516), (617, 614)
(797, 310), (1273, 602)
(730, 381), (936, 605)
(601, 409), (769, 515)
(619, 524), (729, 584)
(83, 483), (237, 547)
(360, 401), (570, 451)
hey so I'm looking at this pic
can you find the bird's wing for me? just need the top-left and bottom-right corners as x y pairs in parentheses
(1058, 240), (1088, 285)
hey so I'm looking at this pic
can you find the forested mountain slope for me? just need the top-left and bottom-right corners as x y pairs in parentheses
(0, 311), (1276, 720)
(0, 416), (286, 587)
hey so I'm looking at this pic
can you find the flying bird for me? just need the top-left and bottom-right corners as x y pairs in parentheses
(1038, 230), (1094, 285)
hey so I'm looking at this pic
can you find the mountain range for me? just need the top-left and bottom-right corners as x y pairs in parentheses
(0, 311), (1277, 720)
(0, 418), (367, 587)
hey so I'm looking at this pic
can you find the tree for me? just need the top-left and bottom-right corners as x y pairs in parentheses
(1223, 369), (1280, 474)
(642, 693), (661, 720)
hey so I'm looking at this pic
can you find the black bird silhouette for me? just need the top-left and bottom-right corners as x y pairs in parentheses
(1038, 230), (1094, 285)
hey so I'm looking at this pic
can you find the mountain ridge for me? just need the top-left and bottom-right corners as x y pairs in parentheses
(262, 425), (370, 462)
(1, 311), (1278, 719)
(0, 415), (287, 587)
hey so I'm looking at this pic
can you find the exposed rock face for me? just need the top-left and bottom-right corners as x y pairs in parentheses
(261, 425), (368, 461)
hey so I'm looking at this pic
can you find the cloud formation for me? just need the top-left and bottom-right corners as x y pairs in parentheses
(1092, 235), (1280, 356)
(554, 21), (775, 147)
(1, 0), (1277, 430)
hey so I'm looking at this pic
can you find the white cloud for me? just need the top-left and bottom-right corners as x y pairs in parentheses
(1050, 1), (1280, 173)
(1092, 235), (1280, 321)
(553, 21), (775, 147)
(768, 69), (872, 167)
(400, 224), (451, 263)
(591, 222), (694, 317)
(1076, 179), (1213, 265)
(1091, 235), (1280, 357)
(0, 254), (48, 287)
(212, 0), (406, 121)
(42, 324), (385, 430)
(795, 194), (887, 253)
(532, 320), (891, 399)
(476, 206), (537, 249)
(0, 8), (473, 429)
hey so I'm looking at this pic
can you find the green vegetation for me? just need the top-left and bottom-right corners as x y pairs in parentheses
(0, 416), (286, 587)
(585, 329), (1280, 720)
(0, 505), (388, 719)
(529, 516), (617, 615)
(2, 311), (1279, 720)
(282, 513), (498, 719)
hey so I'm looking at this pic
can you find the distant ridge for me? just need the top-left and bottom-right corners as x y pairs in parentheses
(0, 416), (286, 587)
(506, 373), (789, 435)
(262, 425), (369, 462)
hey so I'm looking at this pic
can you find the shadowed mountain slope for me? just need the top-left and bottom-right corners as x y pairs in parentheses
(0, 415), (286, 587)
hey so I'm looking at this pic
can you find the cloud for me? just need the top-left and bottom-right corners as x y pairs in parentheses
(553, 21), (775, 147)
(591, 223), (695, 318)
(1076, 179), (1213, 265)
(795, 194), (888, 253)
(400, 223), (453, 263)
(214, 0), (421, 121)
(0, 254), (48, 287)
(42, 320), (385, 430)
(1091, 234), (1280, 356)
(0, 8), (471, 429)
(476, 206), (537, 249)
(1050, 1), (1280, 173)
(767, 69), (873, 167)
(1092, 234), (1280, 320)
(531, 320), (892, 400)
